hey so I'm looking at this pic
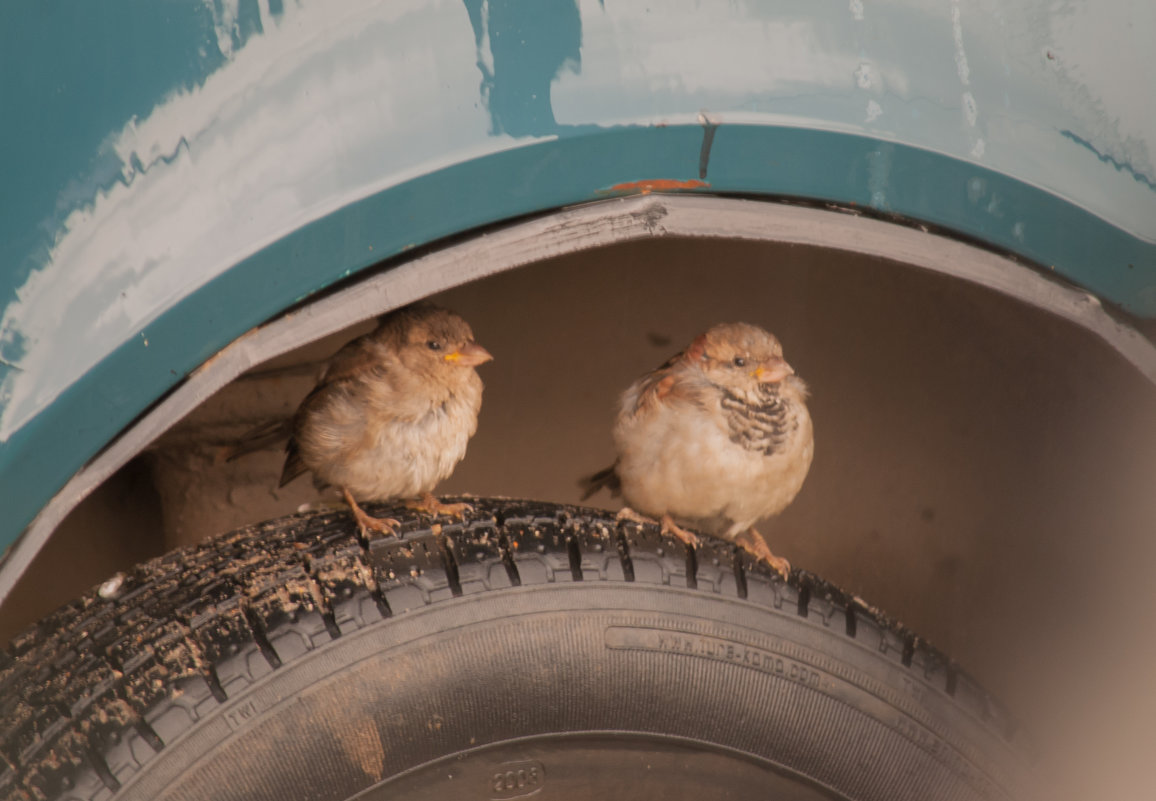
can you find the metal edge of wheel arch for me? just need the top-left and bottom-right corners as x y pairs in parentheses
(2, 193), (1154, 606)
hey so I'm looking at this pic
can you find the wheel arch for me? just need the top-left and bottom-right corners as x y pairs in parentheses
(4, 192), (1155, 603)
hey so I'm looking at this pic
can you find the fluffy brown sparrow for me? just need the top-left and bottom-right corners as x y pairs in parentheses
(240, 304), (492, 536)
(582, 322), (813, 579)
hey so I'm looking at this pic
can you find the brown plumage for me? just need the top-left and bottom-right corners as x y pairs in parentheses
(240, 304), (492, 535)
(582, 322), (813, 579)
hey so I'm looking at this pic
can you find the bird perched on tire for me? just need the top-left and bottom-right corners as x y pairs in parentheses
(581, 322), (812, 579)
(233, 304), (492, 536)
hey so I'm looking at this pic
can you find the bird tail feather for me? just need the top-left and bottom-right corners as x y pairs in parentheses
(225, 418), (293, 462)
(578, 464), (620, 501)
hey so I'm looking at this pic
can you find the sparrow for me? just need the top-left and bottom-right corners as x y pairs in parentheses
(582, 322), (812, 579)
(235, 304), (492, 536)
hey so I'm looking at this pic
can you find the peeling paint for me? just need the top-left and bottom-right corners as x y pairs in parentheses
(604, 179), (710, 195)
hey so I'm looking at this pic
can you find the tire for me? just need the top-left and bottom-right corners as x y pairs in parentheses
(1, 498), (1027, 801)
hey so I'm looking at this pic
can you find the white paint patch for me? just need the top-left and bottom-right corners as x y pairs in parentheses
(205, 0), (242, 59)
(951, 1), (970, 86)
(849, 0), (864, 21)
(950, 4), (984, 161)
(1047, 2), (1156, 193)
(865, 100), (883, 122)
(967, 177), (985, 203)
(1012, 221), (1026, 242)
(476, 0), (494, 80)
(553, 0), (911, 118)
(854, 62), (874, 90)
(962, 91), (977, 126)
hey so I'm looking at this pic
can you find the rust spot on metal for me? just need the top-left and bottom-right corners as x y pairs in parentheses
(603, 178), (709, 196)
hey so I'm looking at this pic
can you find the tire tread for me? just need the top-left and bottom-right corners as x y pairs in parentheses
(0, 498), (1013, 800)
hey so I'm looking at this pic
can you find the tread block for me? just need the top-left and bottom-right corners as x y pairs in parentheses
(616, 522), (694, 587)
(188, 601), (274, 689)
(444, 520), (515, 594)
(693, 539), (746, 596)
(369, 534), (454, 612)
(504, 513), (574, 584)
(741, 564), (786, 609)
(568, 522), (625, 582)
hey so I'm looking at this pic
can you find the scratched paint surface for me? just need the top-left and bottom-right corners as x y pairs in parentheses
(0, 0), (1153, 548)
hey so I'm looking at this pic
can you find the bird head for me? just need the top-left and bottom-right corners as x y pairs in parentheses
(684, 322), (799, 401)
(381, 304), (493, 380)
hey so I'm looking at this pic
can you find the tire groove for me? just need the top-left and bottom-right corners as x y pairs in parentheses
(241, 606), (281, 670)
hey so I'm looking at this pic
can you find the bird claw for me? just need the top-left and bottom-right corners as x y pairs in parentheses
(659, 514), (700, 549)
(615, 508), (700, 550)
(733, 528), (791, 581)
(405, 492), (472, 520)
(614, 506), (652, 526)
(762, 553), (792, 582)
(343, 488), (401, 538)
(355, 513), (401, 538)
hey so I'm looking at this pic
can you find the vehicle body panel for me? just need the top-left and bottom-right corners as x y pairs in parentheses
(1, 0), (1153, 553)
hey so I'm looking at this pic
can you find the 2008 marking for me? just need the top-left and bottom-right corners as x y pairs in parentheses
(490, 760), (545, 799)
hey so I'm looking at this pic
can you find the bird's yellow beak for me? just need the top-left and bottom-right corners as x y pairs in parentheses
(444, 342), (493, 367)
(752, 357), (793, 383)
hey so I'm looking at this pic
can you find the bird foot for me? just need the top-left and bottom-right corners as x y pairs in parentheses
(342, 488), (400, 538)
(733, 528), (791, 581)
(615, 508), (700, 549)
(404, 492), (472, 520)
(614, 506), (652, 526)
(659, 514), (700, 549)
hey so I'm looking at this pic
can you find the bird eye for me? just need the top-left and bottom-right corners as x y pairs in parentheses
(427, 340), (442, 351)
(733, 356), (745, 367)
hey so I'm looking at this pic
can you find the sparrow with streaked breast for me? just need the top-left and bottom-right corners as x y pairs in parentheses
(582, 322), (813, 579)
(238, 304), (492, 536)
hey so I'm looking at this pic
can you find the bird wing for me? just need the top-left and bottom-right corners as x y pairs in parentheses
(276, 335), (393, 487)
(317, 334), (390, 385)
(277, 375), (358, 489)
(627, 360), (714, 421)
(278, 435), (309, 487)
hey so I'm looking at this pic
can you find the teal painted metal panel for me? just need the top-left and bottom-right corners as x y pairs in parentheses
(1, 0), (1153, 552)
